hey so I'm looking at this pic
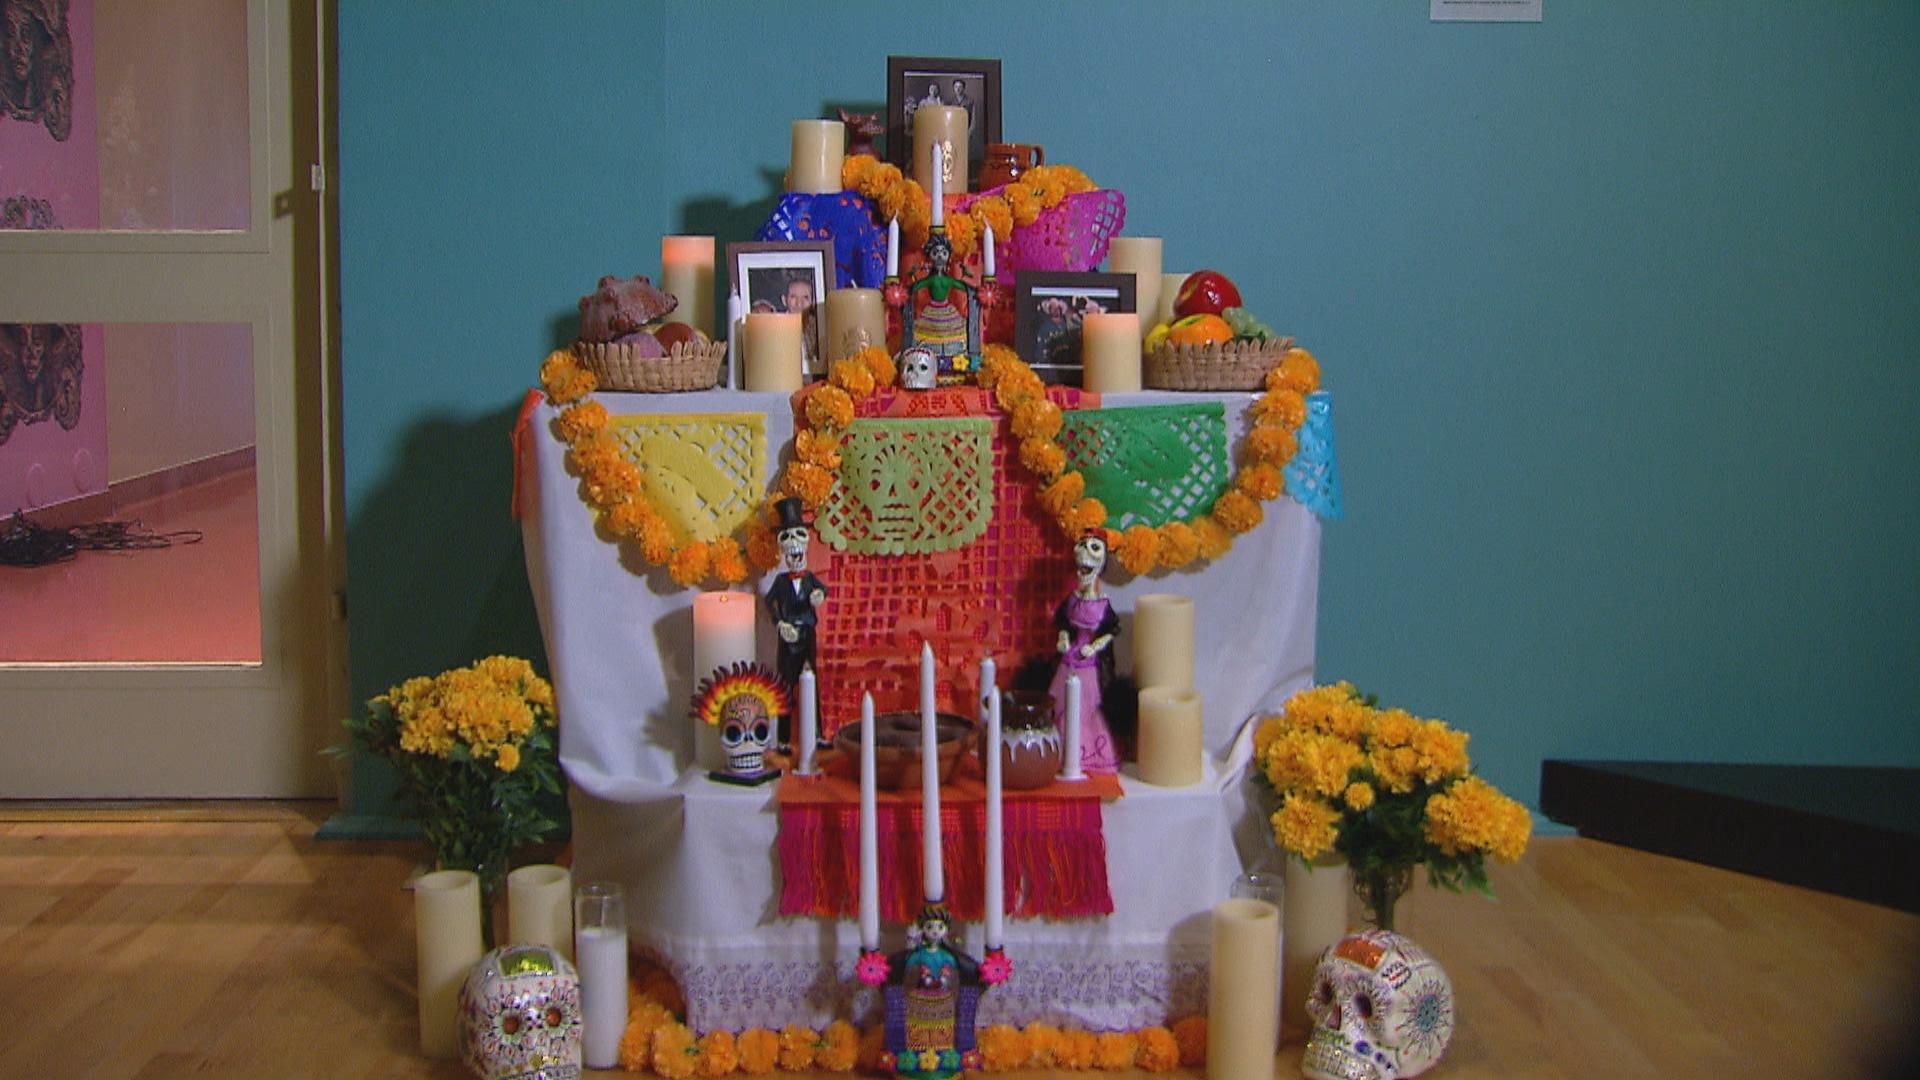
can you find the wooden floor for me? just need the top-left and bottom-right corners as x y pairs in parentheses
(2, 803), (1915, 1079)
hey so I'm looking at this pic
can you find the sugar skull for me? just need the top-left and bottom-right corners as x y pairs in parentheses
(898, 345), (938, 390)
(1303, 929), (1453, 1080)
(693, 662), (788, 782)
(458, 944), (583, 1080)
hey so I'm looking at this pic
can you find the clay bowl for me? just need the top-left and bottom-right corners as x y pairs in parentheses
(829, 712), (975, 791)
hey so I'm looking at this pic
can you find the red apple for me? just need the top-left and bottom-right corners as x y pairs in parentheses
(1174, 270), (1243, 318)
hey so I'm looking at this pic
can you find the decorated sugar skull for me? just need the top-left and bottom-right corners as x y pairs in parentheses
(458, 944), (583, 1080)
(899, 345), (938, 390)
(693, 662), (788, 780)
(1303, 929), (1454, 1080)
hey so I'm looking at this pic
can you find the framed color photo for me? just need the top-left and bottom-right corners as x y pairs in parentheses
(727, 241), (834, 381)
(886, 55), (1001, 182)
(1014, 271), (1137, 384)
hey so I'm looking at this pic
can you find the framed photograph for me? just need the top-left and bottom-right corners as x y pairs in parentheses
(726, 240), (834, 382)
(1014, 271), (1138, 384)
(886, 55), (1001, 183)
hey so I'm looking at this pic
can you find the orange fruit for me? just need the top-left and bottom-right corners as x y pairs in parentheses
(1167, 313), (1234, 347)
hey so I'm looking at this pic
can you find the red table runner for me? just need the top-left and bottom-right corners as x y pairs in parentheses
(776, 767), (1122, 923)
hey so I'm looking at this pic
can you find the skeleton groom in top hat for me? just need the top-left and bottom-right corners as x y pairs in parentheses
(764, 497), (827, 745)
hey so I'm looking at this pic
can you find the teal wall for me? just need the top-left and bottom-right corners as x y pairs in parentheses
(337, 1), (1920, 817)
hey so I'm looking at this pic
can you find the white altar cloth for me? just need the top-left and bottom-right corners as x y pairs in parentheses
(521, 387), (1321, 1031)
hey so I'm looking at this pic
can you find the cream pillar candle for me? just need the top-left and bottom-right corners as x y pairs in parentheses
(743, 311), (804, 392)
(1207, 898), (1282, 1080)
(920, 642), (944, 900)
(413, 869), (484, 1059)
(1107, 238), (1163, 341)
(789, 119), (845, 194)
(1081, 312), (1143, 393)
(858, 692), (880, 950)
(1283, 856), (1353, 1043)
(1133, 593), (1196, 692)
(1136, 686), (1204, 787)
(660, 235), (715, 337)
(824, 287), (887, 363)
(692, 591), (757, 771)
(912, 105), (970, 195)
(1157, 271), (1187, 327)
(507, 864), (574, 962)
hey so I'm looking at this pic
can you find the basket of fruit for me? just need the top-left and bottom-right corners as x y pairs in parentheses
(1144, 271), (1290, 391)
(572, 274), (725, 392)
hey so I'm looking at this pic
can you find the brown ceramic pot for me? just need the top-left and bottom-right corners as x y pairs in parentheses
(978, 142), (1045, 190)
(985, 690), (1064, 790)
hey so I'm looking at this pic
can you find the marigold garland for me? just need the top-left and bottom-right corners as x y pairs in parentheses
(841, 154), (1097, 261)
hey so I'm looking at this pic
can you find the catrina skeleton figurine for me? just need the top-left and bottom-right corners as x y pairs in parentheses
(1050, 529), (1122, 773)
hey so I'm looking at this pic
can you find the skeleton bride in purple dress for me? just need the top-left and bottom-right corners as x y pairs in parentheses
(1049, 530), (1121, 774)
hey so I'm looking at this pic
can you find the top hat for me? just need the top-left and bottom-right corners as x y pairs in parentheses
(773, 496), (810, 533)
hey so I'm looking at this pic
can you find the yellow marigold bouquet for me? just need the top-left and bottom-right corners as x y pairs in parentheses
(1253, 682), (1531, 928)
(346, 656), (563, 907)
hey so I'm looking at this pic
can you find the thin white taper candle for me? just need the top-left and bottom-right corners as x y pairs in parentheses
(930, 144), (945, 227)
(1060, 672), (1085, 780)
(984, 225), (996, 277)
(859, 692), (879, 950)
(796, 666), (818, 775)
(984, 676), (1005, 949)
(920, 642), (943, 900)
(978, 656), (996, 727)
(886, 217), (899, 278)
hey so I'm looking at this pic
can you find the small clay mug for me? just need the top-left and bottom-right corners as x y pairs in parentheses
(979, 143), (1045, 190)
(986, 690), (1064, 790)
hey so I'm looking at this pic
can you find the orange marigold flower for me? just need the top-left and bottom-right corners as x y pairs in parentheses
(815, 1021), (860, 1072)
(604, 499), (655, 540)
(1344, 781), (1377, 810)
(1116, 524), (1160, 576)
(1023, 1023), (1062, 1068)
(969, 196), (1014, 242)
(775, 1026), (816, 1071)
(1156, 521), (1199, 569)
(1095, 1031), (1138, 1069)
(1005, 184), (1043, 226)
(1038, 472), (1085, 518)
(1018, 437), (1068, 481)
(652, 1023), (699, 1079)
(1010, 397), (1063, 440)
(804, 385), (855, 431)
(1269, 346), (1321, 395)
(1253, 387), (1308, 430)
(783, 461), (835, 507)
(668, 542), (711, 586)
(1237, 462), (1285, 502)
(1057, 1029), (1097, 1069)
(1412, 719), (1471, 783)
(1136, 1026), (1180, 1072)
(1063, 497), (1108, 535)
(736, 1028), (778, 1074)
(540, 349), (597, 404)
(708, 538), (748, 586)
(619, 1014), (659, 1071)
(945, 212), (979, 260)
(1272, 792), (1342, 860)
(695, 1029), (736, 1077)
(857, 345), (896, 387)
(745, 526), (780, 571)
(828, 358), (876, 399)
(1192, 515), (1232, 560)
(638, 515), (676, 566)
(1171, 1017), (1207, 1067)
(554, 400), (609, 442)
(978, 1025), (1029, 1072)
(1212, 490), (1264, 534)
(1245, 424), (1300, 466)
(796, 428), (842, 471)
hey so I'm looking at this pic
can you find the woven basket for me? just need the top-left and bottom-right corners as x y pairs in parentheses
(574, 339), (725, 393)
(1144, 336), (1293, 392)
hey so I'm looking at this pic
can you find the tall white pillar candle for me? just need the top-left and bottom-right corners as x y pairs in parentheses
(743, 311), (804, 392)
(507, 864), (574, 962)
(1133, 593), (1196, 692)
(1208, 898), (1281, 1080)
(1081, 312), (1143, 393)
(1060, 672), (1085, 781)
(414, 869), (484, 1058)
(920, 642), (943, 900)
(660, 235), (715, 337)
(1136, 686), (1205, 788)
(1107, 237), (1163, 341)
(796, 666), (819, 775)
(575, 883), (628, 1070)
(789, 119), (845, 194)
(984, 681), (1005, 949)
(859, 692), (880, 950)
(692, 591), (757, 771)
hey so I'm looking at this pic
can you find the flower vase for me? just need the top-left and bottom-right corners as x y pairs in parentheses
(1353, 865), (1414, 932)
(1281, 854), (1351, 1044)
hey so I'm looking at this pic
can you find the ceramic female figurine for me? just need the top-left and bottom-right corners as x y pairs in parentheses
(881, 904), (986, 1078)
(1050, 530), (1121, 773)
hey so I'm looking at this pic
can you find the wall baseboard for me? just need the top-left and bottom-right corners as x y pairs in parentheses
(25, 446), (255, 529)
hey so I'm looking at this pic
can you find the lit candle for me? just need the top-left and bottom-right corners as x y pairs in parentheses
(1207, 898), (1281, 1080)
(1107, 237), (1163, 341)
(1081, 312), (1143, 393)
(984, 224), (996, 278)
(789, 119), (845, 194)
(929, 142), (945, 227)
(1137, 686), (1204, 787)
(413, 869), (484, 1058)
(984, 672), (1005, 949)
(660, 235), (715, 338)
(886, 217), (900, 278)
(796, 666), (818, 775)
(859, 692), (880, 950)
(1133, 593), (1196, 692)
(1060, 672), (1085, 781)
(911, 105), (970, 195)
(920, 641), (943, 900)
(824, 287), (887, 363)
(692, 591), (757, 771)
(507, 863), (574, 962)
(743, 311), (804, 392)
